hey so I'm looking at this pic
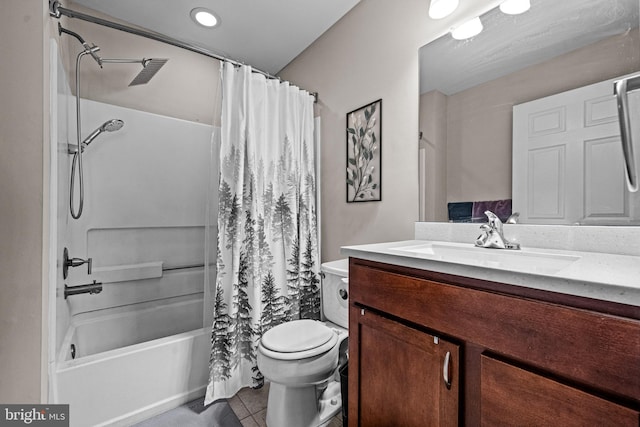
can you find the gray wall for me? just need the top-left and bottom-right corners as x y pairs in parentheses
(62, 1), (221, 124)
(0, 0), (50, 403)
(279, 0), (503, 261)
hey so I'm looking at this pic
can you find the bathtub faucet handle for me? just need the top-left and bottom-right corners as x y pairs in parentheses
(67, 256), (92, 274)
(63, 247), (92, 278)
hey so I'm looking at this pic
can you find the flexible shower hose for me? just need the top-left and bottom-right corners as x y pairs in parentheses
(70, 149), (84, 219)
(70, 49), (91, 219)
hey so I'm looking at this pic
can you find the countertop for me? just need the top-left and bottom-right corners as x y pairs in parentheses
(341, 239), (640, 308)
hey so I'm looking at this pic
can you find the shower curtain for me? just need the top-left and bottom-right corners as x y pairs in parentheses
(205, 62), (320, 404)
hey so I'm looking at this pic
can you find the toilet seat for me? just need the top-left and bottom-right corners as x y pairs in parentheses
(260, 319), (338, 361)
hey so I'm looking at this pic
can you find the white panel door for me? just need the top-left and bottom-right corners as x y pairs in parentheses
(584, 136), (628, 219)
(527, 145), (565, 219)
(513, 74), (638, 225)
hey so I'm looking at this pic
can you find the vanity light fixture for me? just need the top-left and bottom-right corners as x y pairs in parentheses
(451, 16), (483, 40)
(190, 7), (219, 28)
(429, 0), (459, 19)
(499, 0), (531, 15)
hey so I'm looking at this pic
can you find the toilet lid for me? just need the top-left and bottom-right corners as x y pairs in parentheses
(261, 319), (333, 353)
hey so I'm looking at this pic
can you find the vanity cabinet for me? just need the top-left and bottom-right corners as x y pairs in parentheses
(347, 258), (640, 426)
(350, 305), (459, 426)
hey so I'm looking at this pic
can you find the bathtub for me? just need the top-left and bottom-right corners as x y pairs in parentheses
(55, 295), (210, 427)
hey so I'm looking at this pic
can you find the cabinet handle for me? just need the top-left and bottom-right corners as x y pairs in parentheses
(443, 351), (452, 389)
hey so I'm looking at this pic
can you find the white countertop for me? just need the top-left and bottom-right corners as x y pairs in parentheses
(341, 239), (640, 308)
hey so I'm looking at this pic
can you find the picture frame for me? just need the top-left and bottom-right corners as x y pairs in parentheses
(346, 99), (382, 202)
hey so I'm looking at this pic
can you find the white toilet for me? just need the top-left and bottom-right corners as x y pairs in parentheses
(257, 259), (349, 427)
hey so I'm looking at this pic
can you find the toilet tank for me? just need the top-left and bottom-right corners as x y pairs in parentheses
(321, 259), (349, 329)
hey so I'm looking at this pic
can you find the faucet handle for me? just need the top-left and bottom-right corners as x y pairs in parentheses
(506, 212), (520, 224)
(484, 210), (503, 232)
(63, 247), (92, 279)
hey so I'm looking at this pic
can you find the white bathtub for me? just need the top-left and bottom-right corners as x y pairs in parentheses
(55, 295), (210, 427)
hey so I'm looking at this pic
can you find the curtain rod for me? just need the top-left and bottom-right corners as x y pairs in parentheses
(48, 0), (318, 103)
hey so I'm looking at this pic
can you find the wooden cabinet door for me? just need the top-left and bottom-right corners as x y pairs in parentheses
(481, 355), (640, 427)
(349, 306), (459, 426)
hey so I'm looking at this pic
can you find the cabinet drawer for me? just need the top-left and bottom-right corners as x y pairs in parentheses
(350, 259), (640, 402)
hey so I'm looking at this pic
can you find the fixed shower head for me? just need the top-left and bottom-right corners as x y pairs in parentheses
(129, 58), (168, 86)
(82, 119), (124, 148)
(93, 57), (168, 86)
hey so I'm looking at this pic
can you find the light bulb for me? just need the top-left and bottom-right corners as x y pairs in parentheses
(451, 17), (483, 40)
(429, 0), (459, 19)
(499, 0), (531, 15)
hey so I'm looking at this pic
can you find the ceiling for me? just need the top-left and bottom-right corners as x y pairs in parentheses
(70, 0), (361, 75)
(420, 0), (639, 95)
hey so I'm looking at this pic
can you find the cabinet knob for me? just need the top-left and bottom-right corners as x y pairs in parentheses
(443, 351), (452, 389)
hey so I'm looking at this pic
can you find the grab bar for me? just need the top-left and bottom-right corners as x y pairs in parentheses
(162, 264), (210, 271)
(614, 74), (640, 192)
(90, 262), (210, 284)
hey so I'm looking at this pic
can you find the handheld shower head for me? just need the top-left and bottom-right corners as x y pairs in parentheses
(101, 119), (124, 132)
(82, 119), (124, 148)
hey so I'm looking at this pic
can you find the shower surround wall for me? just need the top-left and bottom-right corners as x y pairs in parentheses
(52, 41), (216, 424)
(59, 97), (212, 349)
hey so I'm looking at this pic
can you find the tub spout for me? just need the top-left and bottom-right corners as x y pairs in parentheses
(64, 280), (103, 299)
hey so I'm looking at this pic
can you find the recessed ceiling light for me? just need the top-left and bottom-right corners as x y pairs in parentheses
(190, 7), (219, 28)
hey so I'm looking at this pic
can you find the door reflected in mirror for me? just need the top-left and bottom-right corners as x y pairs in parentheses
(419, 0), (640, 225)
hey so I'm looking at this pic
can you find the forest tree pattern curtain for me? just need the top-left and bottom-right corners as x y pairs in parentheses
(205, 62), (320, 404)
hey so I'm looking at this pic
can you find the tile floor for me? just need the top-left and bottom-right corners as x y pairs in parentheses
(228, 383), (344, 427)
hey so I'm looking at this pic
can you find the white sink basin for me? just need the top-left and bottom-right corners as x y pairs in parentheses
(390, 242), (580, 275)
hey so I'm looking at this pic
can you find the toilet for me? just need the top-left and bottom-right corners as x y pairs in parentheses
(257, 259), (349, 427)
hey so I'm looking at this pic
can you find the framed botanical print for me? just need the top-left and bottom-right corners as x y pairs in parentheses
(346, 99), (382, 202)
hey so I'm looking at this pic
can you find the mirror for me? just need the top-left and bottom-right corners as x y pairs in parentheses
(419, 0), (640, 224)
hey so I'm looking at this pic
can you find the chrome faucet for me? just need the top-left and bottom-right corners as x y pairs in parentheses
(475, 210), (520, 250)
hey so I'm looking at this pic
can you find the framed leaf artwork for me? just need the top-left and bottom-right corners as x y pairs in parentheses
(346, 99), (382, 202)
